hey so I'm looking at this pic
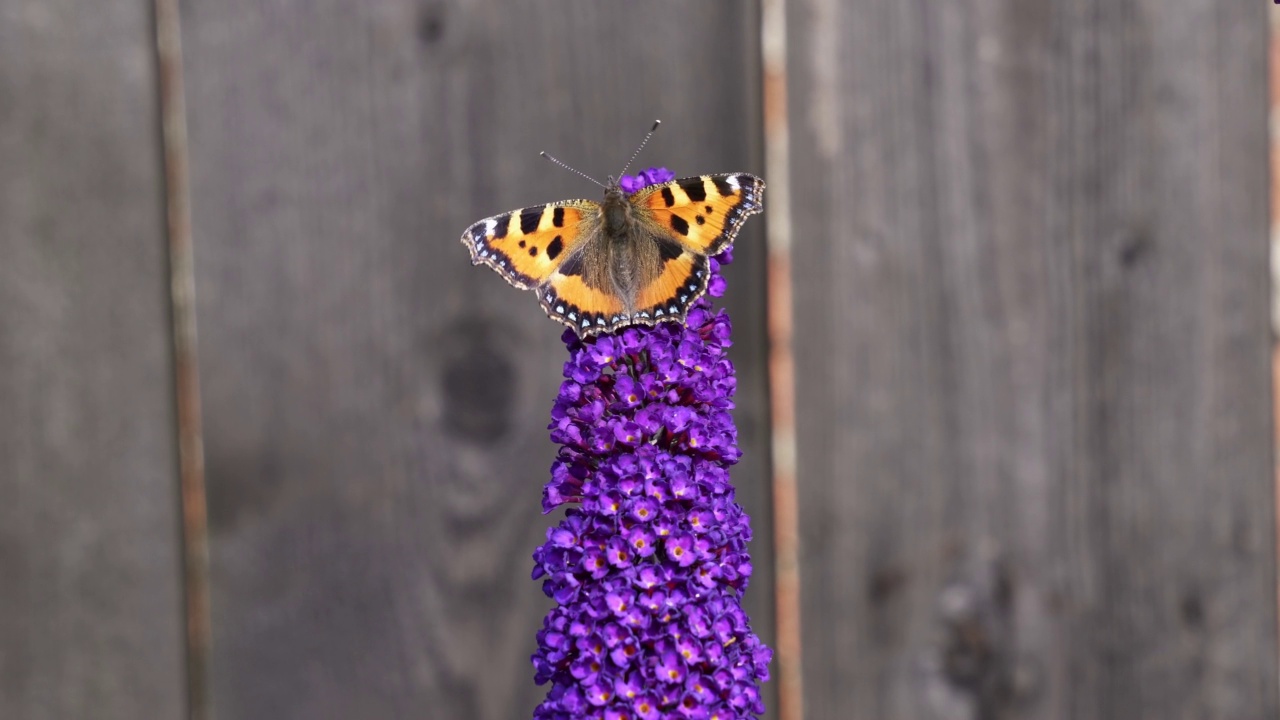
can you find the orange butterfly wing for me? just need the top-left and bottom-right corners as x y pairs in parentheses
(461, 200), (598, 289)
(628, 250), (710, 326)
(462, 199), (627, 333)
(617, 173), (764, 329)
(539, 267), (627, 334)
(634, 173), (765, 256)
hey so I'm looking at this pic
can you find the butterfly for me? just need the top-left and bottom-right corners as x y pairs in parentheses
(460, 122), (765, 338)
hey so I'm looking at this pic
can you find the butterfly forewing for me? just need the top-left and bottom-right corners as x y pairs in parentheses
(633, 173), (765, 257)
(461, 199), (599, 289)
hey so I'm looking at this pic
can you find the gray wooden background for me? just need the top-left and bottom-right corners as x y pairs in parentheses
(1, 1), (1274, 719)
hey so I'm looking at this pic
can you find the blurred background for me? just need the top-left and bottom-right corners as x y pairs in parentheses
(1, 1), (1275, 719)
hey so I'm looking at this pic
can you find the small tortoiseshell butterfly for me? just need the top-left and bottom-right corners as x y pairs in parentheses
(461, 121), (765, 338)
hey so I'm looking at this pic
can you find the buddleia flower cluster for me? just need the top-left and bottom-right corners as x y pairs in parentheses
(530, 168), (771, 720)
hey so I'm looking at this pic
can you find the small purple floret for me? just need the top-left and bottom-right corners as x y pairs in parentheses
(619, 166), (676, 194)
(532, 171), (770, 718)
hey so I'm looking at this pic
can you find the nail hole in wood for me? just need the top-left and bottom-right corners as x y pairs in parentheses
(867, 566), (907, 606)
(1119, 228), (1151, 268)
(1181, 593), (1204, 629)
(418, 5), (445, 45)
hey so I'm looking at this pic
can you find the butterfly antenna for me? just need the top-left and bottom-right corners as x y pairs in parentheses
(539, 152), (607, 189)
(618, 119), (661, 178)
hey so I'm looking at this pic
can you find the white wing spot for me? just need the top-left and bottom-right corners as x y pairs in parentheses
(568, 312), (577, 320)
(726, 175), (741, 190)
(485, 219), (497, 235)
(655, 309), (665, 317)
(556, 305), (565, 313)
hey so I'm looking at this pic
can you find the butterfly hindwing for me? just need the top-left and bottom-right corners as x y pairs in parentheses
(634, 173), (765, 256)
(539, 244), (709, 335)
(540, 269), (627, 334)
(631, 251), (709, 326)
(461, 199), (599, 289)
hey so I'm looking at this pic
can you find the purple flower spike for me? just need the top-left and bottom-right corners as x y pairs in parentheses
(531, 169), (771, 720)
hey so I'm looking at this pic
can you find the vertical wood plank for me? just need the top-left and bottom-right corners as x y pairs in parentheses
(180, 2), (773, 718)
(0, 1), (188, 718)
(787, 0), (1276, 718)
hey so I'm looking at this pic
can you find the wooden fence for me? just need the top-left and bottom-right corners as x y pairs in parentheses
(1, 1), (1275, 718)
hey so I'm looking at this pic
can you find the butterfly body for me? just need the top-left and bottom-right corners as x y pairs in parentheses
(462, 173), (764, 338)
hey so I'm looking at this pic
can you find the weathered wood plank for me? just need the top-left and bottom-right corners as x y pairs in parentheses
(180, 2), (772, 717)
(0, 1), (188, 718)
(787, 0), (1276, 718)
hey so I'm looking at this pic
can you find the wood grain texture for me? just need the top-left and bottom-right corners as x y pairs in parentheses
(180, 1), (773, 718)
(787, 0), (1276, 718)
(0, 1), (187, 718)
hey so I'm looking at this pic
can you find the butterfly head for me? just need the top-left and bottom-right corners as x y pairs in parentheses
(600, 178), (632, 236)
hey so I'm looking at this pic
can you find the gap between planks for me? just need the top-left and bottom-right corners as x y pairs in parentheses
(1270, 2), (1280, 673)
(762, 0), (804, 719)
(153, 1), (211, 718)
